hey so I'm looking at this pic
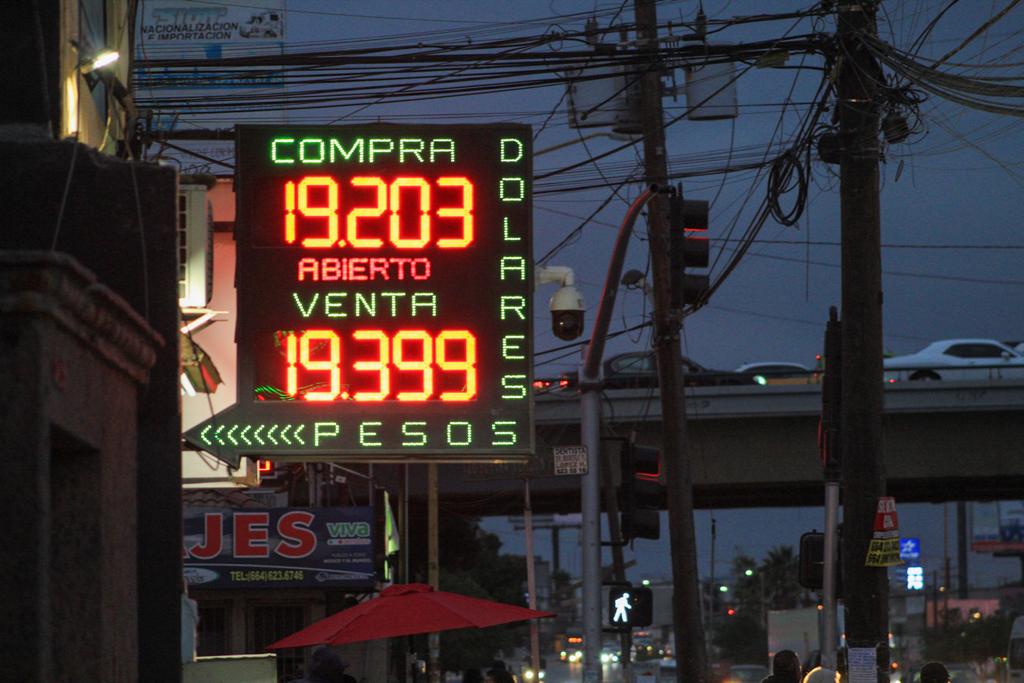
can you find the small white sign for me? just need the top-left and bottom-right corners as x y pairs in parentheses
(847, 647), (877, 683)
(553, 446), (588, 476)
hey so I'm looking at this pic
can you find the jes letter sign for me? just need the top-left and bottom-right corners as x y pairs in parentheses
(185, 125), (534, 464)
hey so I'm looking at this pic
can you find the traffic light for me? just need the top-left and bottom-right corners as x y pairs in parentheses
(607, 585), (653, 630)
(619, 442), (664, 541)
(798, 530), (844, 597)
(798, 532), (825, 590)
(669, 193), (710, 309)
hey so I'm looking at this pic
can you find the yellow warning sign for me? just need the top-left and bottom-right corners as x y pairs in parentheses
(865, 537), (902, 567)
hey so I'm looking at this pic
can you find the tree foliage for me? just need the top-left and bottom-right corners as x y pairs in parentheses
(437, 570), (520, 674)
(714, 545), (815, 663)
(921, 610), (1014, 662)
(405, 513), (528, 674)
(712, 611), (767, 664)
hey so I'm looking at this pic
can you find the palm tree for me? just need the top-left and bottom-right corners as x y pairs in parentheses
(760, 546), (814, 610)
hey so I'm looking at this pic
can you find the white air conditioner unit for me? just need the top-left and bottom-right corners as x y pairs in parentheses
(182, 451), (261, 489)
(178, 184), (214, 308)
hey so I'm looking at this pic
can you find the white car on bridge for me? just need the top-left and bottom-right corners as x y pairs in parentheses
(884, 338), (1024, 381)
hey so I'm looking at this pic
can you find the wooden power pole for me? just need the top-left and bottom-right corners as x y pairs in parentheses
(633, 2), (707, 682)
(836, 0), (890, 672)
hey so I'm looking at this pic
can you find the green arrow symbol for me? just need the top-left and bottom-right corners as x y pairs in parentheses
(294, 424), (306, 445)
(214, 425), (226, 445)
(267, 425), (278, 445)
(280, 424), (292, 445)
(240, 425), (252, 446)
(226, 425), (239, 446)
(200, 425), (213, 445)
(253, 425), (265, 446)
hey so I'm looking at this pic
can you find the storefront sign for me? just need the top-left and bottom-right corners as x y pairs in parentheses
(183, 506), (375, 589)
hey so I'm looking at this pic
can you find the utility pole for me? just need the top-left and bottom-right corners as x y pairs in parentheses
(836, 0), (889, 673)
(634, 2), (707, 682)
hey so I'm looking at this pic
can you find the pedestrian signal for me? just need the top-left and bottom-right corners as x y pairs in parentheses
(607, 585), (653, 630)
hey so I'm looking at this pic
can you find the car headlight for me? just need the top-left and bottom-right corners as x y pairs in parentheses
(524, 670), (535, 680)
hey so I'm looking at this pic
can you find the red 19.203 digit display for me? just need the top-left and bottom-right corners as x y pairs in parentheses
(284, 175), (474, 249)
(191, 124), (535, 461)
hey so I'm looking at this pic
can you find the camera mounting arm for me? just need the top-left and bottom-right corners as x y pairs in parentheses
(534, 265), (576, 288)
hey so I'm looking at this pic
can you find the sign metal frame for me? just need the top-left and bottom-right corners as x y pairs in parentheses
(184, 123), (535, 465)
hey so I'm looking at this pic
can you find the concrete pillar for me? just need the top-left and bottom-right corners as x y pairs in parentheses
(0, 252), (161, 682)
(0, 139), (181, 681)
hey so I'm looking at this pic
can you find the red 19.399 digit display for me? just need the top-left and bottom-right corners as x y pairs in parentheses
(184, 124), (535, 461)
(283, 329), (476, 402)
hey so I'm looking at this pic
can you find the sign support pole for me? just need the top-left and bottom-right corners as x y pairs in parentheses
(524, 480), (541, 683)
(822, 480), (840, 669)
(822, 307), (842, 670)
(428, 463), (440, 683)
(579, 185), (656, 683)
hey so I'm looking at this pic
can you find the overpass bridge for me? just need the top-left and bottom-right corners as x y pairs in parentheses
(400, 380), (1024, 516)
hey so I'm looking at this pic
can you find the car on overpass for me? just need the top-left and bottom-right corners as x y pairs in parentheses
(883, 338), (1024, 381)
(734, 361), (819, 385)
(550, 351), (758, 390)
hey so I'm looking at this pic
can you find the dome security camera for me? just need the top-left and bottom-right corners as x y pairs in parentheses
(549, 284), (585, 340)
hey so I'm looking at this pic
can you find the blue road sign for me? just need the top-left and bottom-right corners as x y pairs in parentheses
(899, 537), (921, 560)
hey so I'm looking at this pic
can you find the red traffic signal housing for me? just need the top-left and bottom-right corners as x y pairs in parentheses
(620, 442), (664, 541)
(669, 195), (711, 308)
(798, 530), (844, 598)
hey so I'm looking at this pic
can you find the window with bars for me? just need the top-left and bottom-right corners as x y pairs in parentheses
(251, 604), (306, 683)
(177, 193), (189, 299)
(196, 603), (229, 657)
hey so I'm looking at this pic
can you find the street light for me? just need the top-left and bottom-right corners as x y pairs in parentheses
(80, 49), (119, 74)
(579, 186), (660, 683)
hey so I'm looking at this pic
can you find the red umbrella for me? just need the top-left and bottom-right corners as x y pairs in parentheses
(267, 583), (555, 649)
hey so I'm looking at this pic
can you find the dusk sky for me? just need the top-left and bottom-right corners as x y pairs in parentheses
(153, 0), (1024, 590)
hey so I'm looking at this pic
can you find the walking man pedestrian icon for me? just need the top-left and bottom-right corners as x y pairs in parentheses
(613, 592), (632, 623)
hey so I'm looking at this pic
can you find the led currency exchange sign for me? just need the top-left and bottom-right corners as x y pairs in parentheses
(184, 125), (534, 465)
